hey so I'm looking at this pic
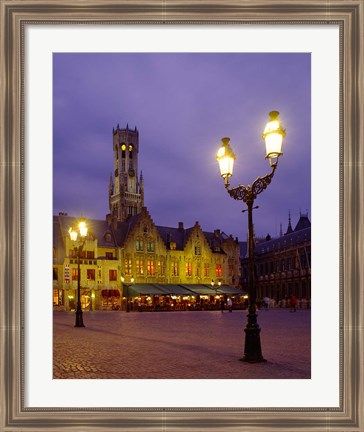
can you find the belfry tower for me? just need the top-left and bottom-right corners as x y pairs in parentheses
(109, 123), (144, 222)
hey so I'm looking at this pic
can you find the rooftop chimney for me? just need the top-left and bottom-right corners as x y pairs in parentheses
(214, 229), (220, 237)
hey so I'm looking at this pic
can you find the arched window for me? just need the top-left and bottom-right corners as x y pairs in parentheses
(121, 143), (126, 158)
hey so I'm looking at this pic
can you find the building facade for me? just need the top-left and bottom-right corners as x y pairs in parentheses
(53, 124), (242, 311)
(240, 212), (311, 306)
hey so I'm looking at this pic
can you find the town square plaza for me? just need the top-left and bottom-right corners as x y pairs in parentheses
(53, 308), (310, 379)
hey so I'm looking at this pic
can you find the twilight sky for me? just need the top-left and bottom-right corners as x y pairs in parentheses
(53, 53), (311, 241)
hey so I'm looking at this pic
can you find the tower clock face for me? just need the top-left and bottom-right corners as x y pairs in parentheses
(128, 168), (135, 177)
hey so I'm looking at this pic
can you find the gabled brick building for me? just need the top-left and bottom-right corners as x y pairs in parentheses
(53, 124), (242, 311)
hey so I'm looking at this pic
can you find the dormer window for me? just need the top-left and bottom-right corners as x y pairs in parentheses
(104, 232), (112, 243)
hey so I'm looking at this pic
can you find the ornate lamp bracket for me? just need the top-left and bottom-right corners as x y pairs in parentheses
(225, 163), (277, 203)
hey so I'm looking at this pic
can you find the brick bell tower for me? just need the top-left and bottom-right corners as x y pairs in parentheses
(109, 123), (144, 222)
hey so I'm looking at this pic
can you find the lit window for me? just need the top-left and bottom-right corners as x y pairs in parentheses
(125, 258), (132, 276)
(216, 264), (222, 277)
(136, 239), (144, 251)
(53, 289), (63, 306)
(87, 269), (95, 280)
(147, 259), (155, 276)
(109, 269), (117, 281)
(204, 263), (209, 277)
(69, 249), (77, 258)
(72, 268), (78, 281)
(158, 259), (165, 276)
(171, 260), (179, 276)
(186, 262), (192, 277)
(136, 258), (144, 275)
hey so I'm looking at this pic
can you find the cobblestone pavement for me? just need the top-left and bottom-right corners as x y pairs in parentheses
(53, 309), (310, 379)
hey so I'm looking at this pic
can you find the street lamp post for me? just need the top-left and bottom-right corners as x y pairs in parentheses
(211, 279), (222, 309)
(121, 275), (135, 312)
(68, 218), (88, 328)
(216, 111), (286, 363)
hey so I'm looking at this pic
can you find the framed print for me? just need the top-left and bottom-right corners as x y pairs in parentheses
(1, 0), (363, 431)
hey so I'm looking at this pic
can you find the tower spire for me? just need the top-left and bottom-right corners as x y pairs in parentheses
(285, 210), (293, 235)
(109, 123), (144, 222)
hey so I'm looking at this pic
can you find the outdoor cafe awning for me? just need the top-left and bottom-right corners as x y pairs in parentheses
(216, 285), (247, 296)
(124, 284), (165, 297)
(122, 283), (246, 297)
(154, 284), (196, 296)
(180, 284), (216, 295)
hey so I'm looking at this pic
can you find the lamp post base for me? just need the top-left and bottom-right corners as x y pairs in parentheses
(240, 310), (266, 363)
(75, 307), (85, 328)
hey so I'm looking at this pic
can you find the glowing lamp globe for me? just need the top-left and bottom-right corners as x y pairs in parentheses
(262, 111), (286, 161)
(68, 227), (78, 241)
(216, 137), (236, 180)
(79, 220), (88, 238)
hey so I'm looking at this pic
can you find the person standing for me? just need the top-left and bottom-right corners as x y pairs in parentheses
(220, 298), (225, 313)
(264, 296), (270, 310)
(227, 297), (233, 312)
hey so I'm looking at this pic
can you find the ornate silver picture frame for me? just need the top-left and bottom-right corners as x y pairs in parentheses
(1, 0), (363, 430)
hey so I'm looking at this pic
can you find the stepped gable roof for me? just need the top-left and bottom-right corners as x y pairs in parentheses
(294, 213), (311, 232)
(156, 225), (187, 250)
(54, 214), (118, 248)
(55, 211), (238, 254)
(203, 229), (229, 254)
(112, 214), (140, 247)
(254, 226), (311, 255)
(156, 223), (231, 253)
